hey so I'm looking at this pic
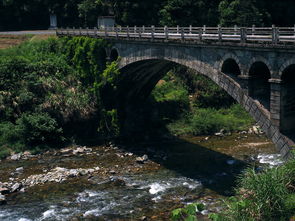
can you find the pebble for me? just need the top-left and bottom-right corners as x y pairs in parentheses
(16, 167), (24, 173)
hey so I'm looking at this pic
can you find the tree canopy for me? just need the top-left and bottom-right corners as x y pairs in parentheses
(1, 0), (295, 30)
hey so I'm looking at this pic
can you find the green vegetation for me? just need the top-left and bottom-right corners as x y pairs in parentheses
(0, 36), (120, 158)
(172, 156), (295, 221)
(1, 0), (295, 31)
(167, 105), (253, 136)
(171, 203), (205, 221)
(150, 70), (253, 136)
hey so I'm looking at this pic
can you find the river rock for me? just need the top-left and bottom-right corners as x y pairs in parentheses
(0, 194), (6, 205)
(215, 129), (225, 137)
(10, 153), (22, 161)
(73, 146), (92, 155)
(16, 167), (24, 173)
(0, 187), (10, 195)
(136, 154), (148, 163)
(11, 183), (22, 193)
(22, 166), (101, 187)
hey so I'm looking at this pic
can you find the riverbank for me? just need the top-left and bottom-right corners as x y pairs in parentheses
(0, 133), (282, 220)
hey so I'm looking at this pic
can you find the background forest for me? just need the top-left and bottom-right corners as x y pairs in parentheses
(1, 0), (295, 31)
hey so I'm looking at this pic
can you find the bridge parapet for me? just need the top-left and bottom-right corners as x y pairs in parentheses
(57, 26), (295, 45)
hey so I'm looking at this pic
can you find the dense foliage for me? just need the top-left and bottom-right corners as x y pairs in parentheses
(1, 0), (295, 30)
(0, 36), (121, 158)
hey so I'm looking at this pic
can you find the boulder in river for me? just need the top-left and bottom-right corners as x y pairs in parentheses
(136, 154), (149, 164)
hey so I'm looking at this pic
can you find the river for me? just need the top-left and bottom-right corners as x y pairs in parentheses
(0, 133), (283, 220)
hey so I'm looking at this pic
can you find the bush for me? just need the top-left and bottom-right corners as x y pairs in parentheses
(16, 113), (64, 148)
(0, 113), (64, 153)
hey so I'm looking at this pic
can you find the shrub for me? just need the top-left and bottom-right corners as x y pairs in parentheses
(16, 113), (64, 148)
(0, 113), (64, 153)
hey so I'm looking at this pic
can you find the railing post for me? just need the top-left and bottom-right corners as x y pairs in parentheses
(234, 25), (237, 35)
(73, 27), (75, 36)
(151, 25), (155, 41)
(104, 26), (107, 37)
(94, 27), (97, 37)
(240, 27), (246, 43)
(79, 27), (82, 35)
(138, 27), (142, 39)
(177, 25), (179, 34)
(134, 25), (137, 33)
(115, 26), (118, 39)
(252, 25), (255, 35)
(189, 25), (192, 34)
(199, 27), (202, 41)
(164, 26), (168, 40)
(86, 27), (89, 36)
(142, 25), (145, 33)
(181, 27), (184, 42)
(203, 25), (206, 34)
(218, 25), (222, 42)
(66, 27), (69, 35)
(127, 26), (130, 39)
(272, 25), (278, 44)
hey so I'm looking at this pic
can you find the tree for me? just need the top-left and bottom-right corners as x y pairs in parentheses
(218, 0), (270, 27)
(159, 0), (220, 26)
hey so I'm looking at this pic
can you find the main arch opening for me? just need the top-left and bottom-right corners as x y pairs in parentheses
(248, 62), (271, 111)
(221, 58), (241, 79)
(280, 64), (295, 136)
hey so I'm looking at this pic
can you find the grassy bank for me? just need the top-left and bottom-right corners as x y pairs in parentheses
(172, 155), (295, 221)
(150, 70), (254, 137)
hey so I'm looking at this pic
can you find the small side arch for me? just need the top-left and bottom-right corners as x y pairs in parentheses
(219, 53), (242, 75)
(110, 47), (119, 61)
(248, 56), (273, 77)
(279, 58), (295, 77)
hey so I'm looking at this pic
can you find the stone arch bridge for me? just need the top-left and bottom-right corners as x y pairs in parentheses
(57, 27), (295, 159)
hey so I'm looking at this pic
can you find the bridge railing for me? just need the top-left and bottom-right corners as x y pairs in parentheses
(56, 26), (295, 44)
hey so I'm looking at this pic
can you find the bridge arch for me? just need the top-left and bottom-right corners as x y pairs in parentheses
(220, 58), (241, 79)
(248, 57), (273, 77)
(219, 53), (242, 76)
(115, 46), (291, 158)
(279, 58), (295, 77)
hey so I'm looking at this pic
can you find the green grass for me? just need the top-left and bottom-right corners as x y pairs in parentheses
(167, 104), (254, 136)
